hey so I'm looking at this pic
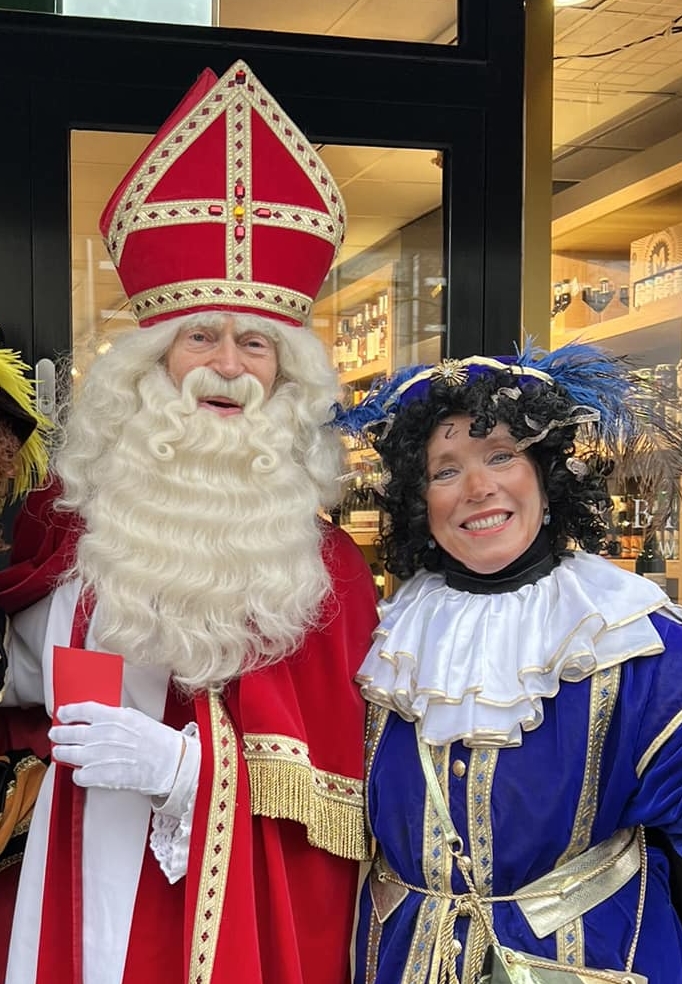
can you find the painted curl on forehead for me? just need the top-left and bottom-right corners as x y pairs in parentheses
(373, 369), (612, 580)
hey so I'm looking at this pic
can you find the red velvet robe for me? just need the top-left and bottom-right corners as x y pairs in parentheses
(0, 484), (378, 984)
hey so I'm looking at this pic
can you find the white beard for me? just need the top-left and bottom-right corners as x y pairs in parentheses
(73, 365), (332, 691)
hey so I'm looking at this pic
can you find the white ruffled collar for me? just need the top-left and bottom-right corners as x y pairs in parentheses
(356, 552), (679, 748)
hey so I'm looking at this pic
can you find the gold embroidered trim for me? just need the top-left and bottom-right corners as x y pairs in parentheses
(242, 75), (345, 250)
(14, 754), (43, 775)
(188, 693), (237, 984)
(365, 705), (390, 768)
(402, 743), (452, 984)
(365, 703), (390, 837)
(131, 200), (230, 229)
(363, 704), (391, 984)
(636, 706), (682, 778)
(129, 199), (340, 251)
(109, 92), (223, 264)
(242, 732), (367, 860)
(251, 201), (341, 245)
(227, 95), (251, 282)
(0, 852), (22, 874)
(461, 748), (498, 984)
(11, 810), (32, 836)
(553, 666), (621, 966)
(557, 666), (621, 866)
(467, 748), (498, 896)
(556, 918), (584, 967)
(365, 907), (383, 984)
(107, 59), (345, 267)
(130, 279), (311, 322)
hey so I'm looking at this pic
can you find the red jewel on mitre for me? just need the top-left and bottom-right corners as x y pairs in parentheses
(99, 60), (346, 328)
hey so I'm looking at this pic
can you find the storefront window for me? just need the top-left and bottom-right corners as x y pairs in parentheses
(550, 133), (682, 600)
(545, 3), (682, 597)
(0, 0), (458, 44)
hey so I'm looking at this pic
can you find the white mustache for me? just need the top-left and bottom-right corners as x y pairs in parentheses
(178, 367), (266, 413)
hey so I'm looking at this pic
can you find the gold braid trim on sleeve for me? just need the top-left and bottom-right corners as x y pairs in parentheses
(243, 733), (369, 861)
(636, 706), (682, 778)
(0, 753), (47, 855)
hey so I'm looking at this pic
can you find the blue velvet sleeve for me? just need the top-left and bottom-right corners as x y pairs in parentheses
(619, 611), (682, 851)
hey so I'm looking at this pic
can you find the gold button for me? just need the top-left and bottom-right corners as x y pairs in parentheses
(452, 759), (466, 778)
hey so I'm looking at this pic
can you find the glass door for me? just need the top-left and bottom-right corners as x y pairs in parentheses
(70, 133), (445, 384)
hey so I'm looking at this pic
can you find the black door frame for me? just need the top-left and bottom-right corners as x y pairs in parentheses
(0, 1), (525, 365)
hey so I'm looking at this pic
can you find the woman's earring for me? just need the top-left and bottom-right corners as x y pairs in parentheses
(542, 508), (551, 526)
(427, 537), (436, 549)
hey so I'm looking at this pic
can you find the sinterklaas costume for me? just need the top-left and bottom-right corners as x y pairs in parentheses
(0, 61), (377, 984)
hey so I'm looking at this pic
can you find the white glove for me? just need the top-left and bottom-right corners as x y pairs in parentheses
(49, 701), (184, 797)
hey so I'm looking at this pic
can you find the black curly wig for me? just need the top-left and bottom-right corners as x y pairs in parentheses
(373, 368), (613, 580)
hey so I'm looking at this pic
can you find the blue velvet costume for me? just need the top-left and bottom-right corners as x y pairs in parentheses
(354, 563), (682, 984)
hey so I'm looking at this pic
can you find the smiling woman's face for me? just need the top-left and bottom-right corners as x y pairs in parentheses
(425, 415), (547, 574)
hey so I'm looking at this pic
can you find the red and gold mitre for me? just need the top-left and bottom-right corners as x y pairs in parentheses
(99, 61), (346, 328)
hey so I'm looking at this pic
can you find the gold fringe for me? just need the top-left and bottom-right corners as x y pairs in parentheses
(245, 754), (369, 861)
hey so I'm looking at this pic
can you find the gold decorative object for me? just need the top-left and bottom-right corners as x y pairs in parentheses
(432, 359), (468, 387)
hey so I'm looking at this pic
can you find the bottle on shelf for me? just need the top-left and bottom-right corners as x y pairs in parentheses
(629, 496), (649, 559)
(338, 476), (357, 528)
(365, 302), (380, 363)
(357, 308), (371, 368)
(663, 493), (680, 561)
(349, 480), (380, 533)
(653, 363), (678, 428)
(332, 320), (346, 371)
(338, 473), (382, 535)
(604, 493), (623, 558)
(377, 292), (388, 359)
(370, 562), (386, 600)
(635, 529), (667, 592)
(345, 315), (360, 370)
(351, 385), (369, 406)
(619, 496), (632, 559)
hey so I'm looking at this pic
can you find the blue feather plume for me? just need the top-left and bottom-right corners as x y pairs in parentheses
(331, 364), (431, 435)
(515, 339), (641, 448)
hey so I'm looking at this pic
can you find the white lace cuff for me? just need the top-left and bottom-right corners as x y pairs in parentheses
(150, 722), (200, 884)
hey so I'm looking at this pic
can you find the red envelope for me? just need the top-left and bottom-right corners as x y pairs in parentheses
(52, 646), (124, 726)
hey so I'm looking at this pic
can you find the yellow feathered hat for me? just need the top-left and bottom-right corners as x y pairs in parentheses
(0, 349), (50, 500)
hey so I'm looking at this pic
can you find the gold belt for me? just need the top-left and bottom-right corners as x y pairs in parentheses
(370, 826), (643, 936)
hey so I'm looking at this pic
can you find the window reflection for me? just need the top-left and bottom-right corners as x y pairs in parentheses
(59, 0), (212, 26)
(53, 0), (459, 44)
